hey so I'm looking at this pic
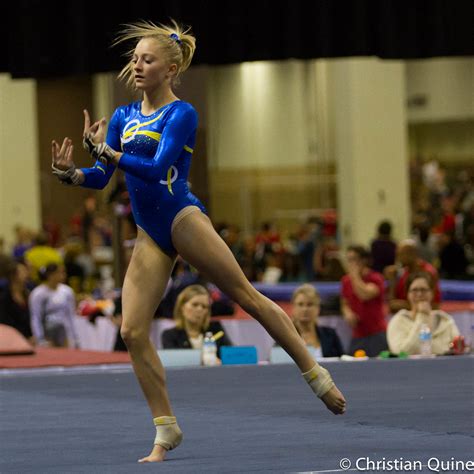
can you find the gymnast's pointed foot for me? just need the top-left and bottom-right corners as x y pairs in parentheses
(321, 385), (346, 415)
(302, 364), (346, 415)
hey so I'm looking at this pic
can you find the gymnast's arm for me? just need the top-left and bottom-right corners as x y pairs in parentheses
(114, 105), (197, 182)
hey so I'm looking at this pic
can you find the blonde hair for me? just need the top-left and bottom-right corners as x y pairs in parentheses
(114, 19), (196, 88)
(173, 284), (210, 330)
(291, 284), (321, 306)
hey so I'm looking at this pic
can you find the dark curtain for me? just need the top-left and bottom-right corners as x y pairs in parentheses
(3, 0), (473, 79)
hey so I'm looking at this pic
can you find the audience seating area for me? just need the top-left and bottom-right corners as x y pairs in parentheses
(73, 280), (473, 361)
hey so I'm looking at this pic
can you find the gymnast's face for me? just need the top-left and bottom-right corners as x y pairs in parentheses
(132, 38), (178, 91)
(182, 294), (210, 329)
(292, 293), (320, 325)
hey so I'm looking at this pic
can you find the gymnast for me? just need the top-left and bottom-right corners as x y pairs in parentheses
(51, 19), (346, 463)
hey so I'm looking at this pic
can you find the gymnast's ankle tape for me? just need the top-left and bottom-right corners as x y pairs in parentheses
(302, 364), (335, 398)
(153, 416), (183, 450)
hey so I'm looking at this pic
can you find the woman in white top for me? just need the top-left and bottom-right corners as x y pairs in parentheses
(387, 272), (459, 355)
(29, 263), (79, 348)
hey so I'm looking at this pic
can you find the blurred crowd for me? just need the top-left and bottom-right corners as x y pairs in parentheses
(0, 161), (472, 356)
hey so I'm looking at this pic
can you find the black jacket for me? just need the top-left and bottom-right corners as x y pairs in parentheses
(294, 325), (344, 357)
(161, 321), (232, 357)
(0, 287), (32, 339)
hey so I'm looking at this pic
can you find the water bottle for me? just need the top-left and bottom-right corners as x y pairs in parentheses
(202, 331), (218, 366)
(419, 323), (432, 357)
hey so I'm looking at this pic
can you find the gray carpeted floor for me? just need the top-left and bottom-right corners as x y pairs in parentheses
(1, 357), (473, 473)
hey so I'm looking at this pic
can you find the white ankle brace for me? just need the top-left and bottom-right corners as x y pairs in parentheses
(153, 416), (183, 450)
(302, 364), (335, 398)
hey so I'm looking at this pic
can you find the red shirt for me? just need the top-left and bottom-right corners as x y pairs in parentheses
(341, 270), (387, 339)
(395, 260), (441, 304)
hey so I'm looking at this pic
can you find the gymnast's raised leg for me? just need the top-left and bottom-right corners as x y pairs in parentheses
(172, 208), (346, 414)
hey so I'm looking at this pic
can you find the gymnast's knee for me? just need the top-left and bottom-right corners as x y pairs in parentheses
(120, 325), (149, 349)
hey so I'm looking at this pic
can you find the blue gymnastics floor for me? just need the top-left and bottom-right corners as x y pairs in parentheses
(1, 356), (473, 473)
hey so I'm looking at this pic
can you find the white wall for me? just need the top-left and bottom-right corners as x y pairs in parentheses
(0, 75), (41, 249)
(208, 60), (312, 169)
(406, 57), (474, 122)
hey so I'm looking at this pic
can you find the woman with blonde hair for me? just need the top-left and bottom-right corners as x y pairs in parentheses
(161, 284), (231, 356)
(51, 18), (346, 462)
(291, 284), (344, 358)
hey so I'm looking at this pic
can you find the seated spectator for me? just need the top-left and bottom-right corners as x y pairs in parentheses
(385, 239), (441, 313)
(387, 272), (460, 355)
(24, 231), (63, 284)
(290, 284), (343, 358)
(0, 258), (33, 342)
(370, 220), (396, 274)
(341, 245), (388, 357)
(29, 263), (79, 348)
(161, 285), (232, 359)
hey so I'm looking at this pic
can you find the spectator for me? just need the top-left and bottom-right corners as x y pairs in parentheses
(313, 236), (345, 281)
(255, 222), (282, 273)
(387, 272), (459, 355)
(161, 285), (232, 359)
(0, 258), (33, 342)
(0, 254), (11, 287)
(341, 245), (388, 357)
(296, 218), (321, 281)
(290, 284), (343, 358)
(415, 225), (437, 265)
(29, 263), (79, 348)
(385, 239), (441, 313)
(12, 225), (33, 259)
(438, 231), (468, 280)
(24, 231), (63, 283)
(370, 220), (397, 274)
(260, 253), (283, 284)
(63, 240), (86, 293)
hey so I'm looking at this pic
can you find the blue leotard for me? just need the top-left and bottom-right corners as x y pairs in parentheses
(80, 100), (206, 255)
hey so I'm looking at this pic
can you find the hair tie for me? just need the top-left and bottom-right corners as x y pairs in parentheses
(170, 33), (182, 45)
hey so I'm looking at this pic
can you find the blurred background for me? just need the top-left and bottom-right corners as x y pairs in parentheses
(0, 0), (473, 356)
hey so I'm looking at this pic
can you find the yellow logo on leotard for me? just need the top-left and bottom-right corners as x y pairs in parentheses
(121, 112), (194, 195)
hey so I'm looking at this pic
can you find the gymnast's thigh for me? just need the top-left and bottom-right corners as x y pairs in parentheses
(171, 209), (255, 302)
(121, 227), (175, 331)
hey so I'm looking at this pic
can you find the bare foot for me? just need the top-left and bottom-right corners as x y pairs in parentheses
(321, 385), (346, 415)
(138, 444), (167, 463)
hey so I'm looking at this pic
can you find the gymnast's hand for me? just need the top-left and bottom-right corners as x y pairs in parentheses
(82, 109), (115, 165)
(83, 109), (107, 148)
(51, 137), (83, 185)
